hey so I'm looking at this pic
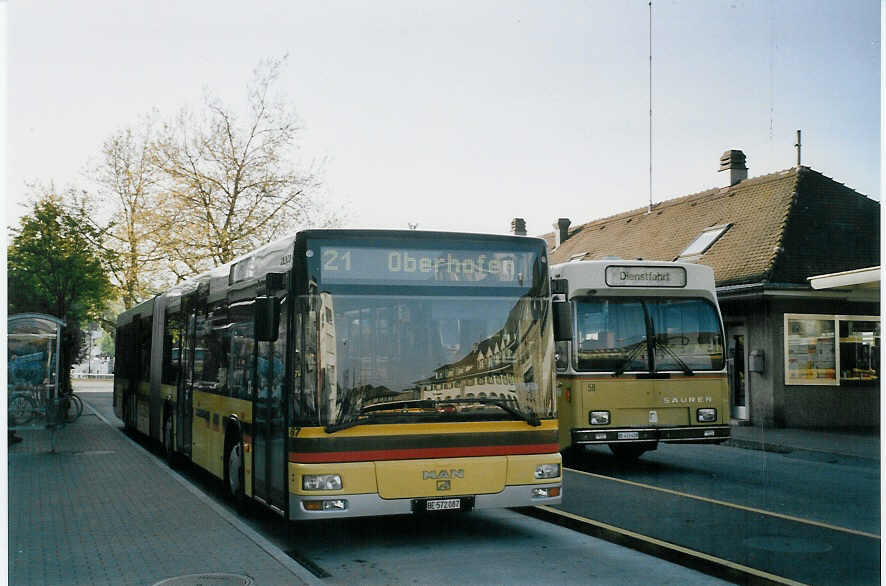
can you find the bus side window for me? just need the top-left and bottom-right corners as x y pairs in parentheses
(229, 323), (254, 400)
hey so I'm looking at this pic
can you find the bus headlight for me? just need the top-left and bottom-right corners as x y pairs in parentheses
(589, 411), (610, 425)
(535, 463), (561, 479)
(697, 408), (717, 423)
(302, 474), (343, 491)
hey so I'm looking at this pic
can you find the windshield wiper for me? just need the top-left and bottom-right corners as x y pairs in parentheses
(612, 338), (649, 377)
(434, 397), (541, 427)
(653, 339), (695, 376)
(325, 400), (437, 433)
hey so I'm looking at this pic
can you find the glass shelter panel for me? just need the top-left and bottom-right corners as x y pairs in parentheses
(8, 314), (64, 429)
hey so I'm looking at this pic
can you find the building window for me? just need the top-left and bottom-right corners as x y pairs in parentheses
(784, 314), (880, 385)
(678, 224), (731, 259)
(840, 319), (881, 382)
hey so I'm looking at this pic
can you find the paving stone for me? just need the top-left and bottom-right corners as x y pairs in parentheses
(9, 410), (310, 585)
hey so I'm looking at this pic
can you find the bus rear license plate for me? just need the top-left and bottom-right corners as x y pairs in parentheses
(426, 499), (461, 511)
(618, 432), (640, 440)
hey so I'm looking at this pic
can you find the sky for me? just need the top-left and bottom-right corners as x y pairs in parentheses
(5, 0), (882, 238)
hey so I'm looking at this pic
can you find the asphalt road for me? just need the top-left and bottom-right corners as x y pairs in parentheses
(77, 383), (728, 585)
(558, 443), (881, 585)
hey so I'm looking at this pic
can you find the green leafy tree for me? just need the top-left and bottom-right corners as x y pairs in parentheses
(8, 192), (115, 392)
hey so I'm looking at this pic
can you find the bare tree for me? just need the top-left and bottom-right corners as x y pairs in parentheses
(152, 57), (323, 276)
(89, 116), (174, 308)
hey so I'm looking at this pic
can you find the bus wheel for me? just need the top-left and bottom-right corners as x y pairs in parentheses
(225, 432), (246, 510)
(609, 443), (649, 461)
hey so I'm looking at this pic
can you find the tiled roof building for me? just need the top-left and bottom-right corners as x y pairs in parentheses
(544, 165), (879, 288)
(538, 152), (880, 428)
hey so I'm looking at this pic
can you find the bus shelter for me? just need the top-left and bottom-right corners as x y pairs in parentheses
(8, 314), (66, 442)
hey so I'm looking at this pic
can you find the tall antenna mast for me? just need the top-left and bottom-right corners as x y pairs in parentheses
(648, 1), (653, 214)
(794, 129), (802, 166)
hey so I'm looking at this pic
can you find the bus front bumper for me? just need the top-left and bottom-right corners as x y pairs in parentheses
(572, 425), (730, 446)
(288, 482), (562, 521)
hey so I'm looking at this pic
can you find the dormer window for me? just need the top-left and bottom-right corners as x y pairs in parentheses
(678, 224), (731, 259)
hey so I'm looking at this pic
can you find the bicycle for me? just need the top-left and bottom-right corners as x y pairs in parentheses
(7, 384), (83, 426)
(59, 391), (84, 423)
(8, 389), (37, 426)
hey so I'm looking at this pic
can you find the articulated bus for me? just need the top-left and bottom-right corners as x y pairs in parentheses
(114, 230), (561, 520)
(550, 259), (729, 460)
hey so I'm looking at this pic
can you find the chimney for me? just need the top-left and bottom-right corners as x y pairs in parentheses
(719, 150), (748, 186)
(510, 218), (527, 236)
(553, 218), (571, 248)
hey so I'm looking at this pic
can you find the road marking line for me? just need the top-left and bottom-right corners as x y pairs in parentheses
(535, 505), (807, 586)
(565, 467), (880, 540)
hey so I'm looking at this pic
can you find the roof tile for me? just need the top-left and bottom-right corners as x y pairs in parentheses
(544, 167), (879, 286)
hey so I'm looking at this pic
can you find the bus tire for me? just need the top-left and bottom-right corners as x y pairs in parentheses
(224, 427), (246, 511)
(609, 443), (650, 461)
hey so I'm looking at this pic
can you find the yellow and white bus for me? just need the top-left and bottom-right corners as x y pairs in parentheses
(551, 259), (729, 460)
(115, 230), (561, 520)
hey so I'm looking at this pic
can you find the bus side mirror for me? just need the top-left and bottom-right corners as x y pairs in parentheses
(255, 296), (280, 342)
(553, 301), (572, 342)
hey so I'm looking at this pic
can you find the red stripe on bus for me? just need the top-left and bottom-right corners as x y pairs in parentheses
(288, 443), (560, 463)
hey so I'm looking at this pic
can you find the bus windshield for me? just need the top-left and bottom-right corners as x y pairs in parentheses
(574, 297), (724, 373)
(293, 294), (555, 428)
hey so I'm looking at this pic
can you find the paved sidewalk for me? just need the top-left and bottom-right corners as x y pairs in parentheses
(727, 423), (880, 461)
(8, 404), (317, 586)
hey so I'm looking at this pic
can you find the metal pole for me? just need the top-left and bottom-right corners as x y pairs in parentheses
(648, 0), (653, 214)
(795, 129), (802, 166)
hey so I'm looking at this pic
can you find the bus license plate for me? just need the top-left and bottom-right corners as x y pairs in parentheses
(618, 431), (640, 440)
(426, 498), (461, 511)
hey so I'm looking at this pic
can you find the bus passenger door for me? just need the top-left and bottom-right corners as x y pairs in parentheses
(254, 298), (288, 515)
(179, 309), (196, 457)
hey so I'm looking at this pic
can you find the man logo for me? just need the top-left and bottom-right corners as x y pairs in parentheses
(437, 480), (451, 491)
(423, 469), (464, 480)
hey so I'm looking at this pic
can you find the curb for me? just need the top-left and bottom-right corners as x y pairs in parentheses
(85, 399), (324, 586)
(723, 437), (879, 463)
(517, 505), (803, 586)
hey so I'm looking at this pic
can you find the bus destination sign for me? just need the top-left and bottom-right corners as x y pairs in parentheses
(605, 265), (686, 288)
(319, 246), (536, 287)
